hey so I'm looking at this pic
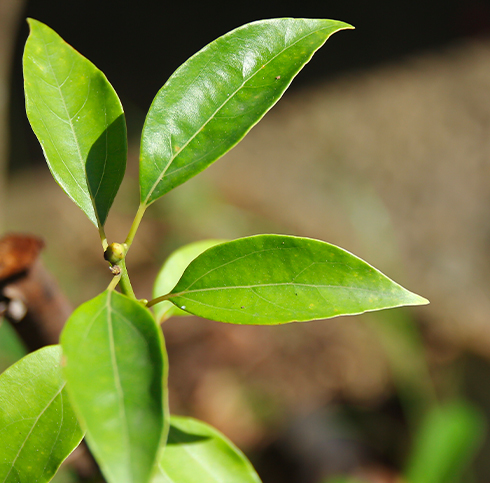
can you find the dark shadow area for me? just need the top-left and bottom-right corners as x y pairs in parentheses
(9, 0), (490, 171)
(86, 113), (127, 226)
(167, 424), (211, 445)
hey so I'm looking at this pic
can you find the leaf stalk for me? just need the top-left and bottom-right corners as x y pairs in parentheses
(118, 258), (136, 299)
(99, 225), (108, 251)
(125, 202), (147, 250)
(146, 293), (173, 308)
(107, 273), (122, 291)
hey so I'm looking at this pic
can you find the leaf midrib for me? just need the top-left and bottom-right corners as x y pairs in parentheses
(38, 26), (103, 227)
(143, 23), (332, 205)
(106, 294), (133, 482)
(1, 384), (64, 483)
(171, 281), (384, 299)
(40, 391), (65, 479)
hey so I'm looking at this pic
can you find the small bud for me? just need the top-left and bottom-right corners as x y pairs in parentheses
(109, 265), (122, 275)
(104, 242), (127, 264)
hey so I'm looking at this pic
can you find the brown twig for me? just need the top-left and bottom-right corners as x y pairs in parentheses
(0, 233), (71, 350)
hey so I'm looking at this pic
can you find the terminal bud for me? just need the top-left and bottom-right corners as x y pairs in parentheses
(104, 242), (127, 265)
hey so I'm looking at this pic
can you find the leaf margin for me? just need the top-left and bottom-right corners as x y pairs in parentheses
(0, 344), (84, 483)
(161, 234), (429, 325)
(139, 17), (353, 205)
(23, 18), (127, 227)
(61, 290), (168, 483)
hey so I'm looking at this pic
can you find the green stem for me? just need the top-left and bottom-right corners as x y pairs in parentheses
(98, 224), (108, 251)
(107, 273), (122, 291)
(146, 293), (173, 308)
(125, 202), (147, 250)
(118, 258), (136, 299)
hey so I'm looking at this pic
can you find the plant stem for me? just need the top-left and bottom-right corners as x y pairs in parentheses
(146, 293), (173, 308)
(118, 258), (136, 299)
(98, 225), (108, 251)
(125, 202), (147, 250)
(107, 273), (122, 291)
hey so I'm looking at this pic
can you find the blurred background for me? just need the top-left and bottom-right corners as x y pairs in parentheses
(2, 0), (490, 482)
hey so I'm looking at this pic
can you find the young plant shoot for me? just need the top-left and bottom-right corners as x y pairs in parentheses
(0, 17), (428, 483)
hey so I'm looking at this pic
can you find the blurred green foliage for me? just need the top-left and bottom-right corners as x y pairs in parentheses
(0, 319), (27, 371)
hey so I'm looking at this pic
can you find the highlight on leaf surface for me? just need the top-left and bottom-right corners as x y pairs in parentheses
(0, 345), (83, 483)
(61, 291), (168, 483)
(160, 235), (428, 325)
(154, 416), (262, 483)
(23, 18), (127, 227)
(140, 18), (353, 205)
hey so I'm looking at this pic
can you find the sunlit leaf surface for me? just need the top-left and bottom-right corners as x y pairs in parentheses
(166, 235), (428, 325)
(0, 345), (83, 483)
(23, 19), (127, 226)
(61, 291), (168, 483)
(140, 18), (352, 204)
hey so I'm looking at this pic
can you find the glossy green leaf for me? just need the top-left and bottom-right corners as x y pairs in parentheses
(153, 416), (262, 483)
(23, 19), (127, 227)
(164, 235), (428, 325)
(404, 402), (485, 483)
(140, 18), (352, 205)
(61, 291), (168, 483)
(153, 239), (226, 323)
(0, 345), (83, 483)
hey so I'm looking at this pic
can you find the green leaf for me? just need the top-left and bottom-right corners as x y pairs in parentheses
(153, 239), (226, 323)
(153, 416), (262, 483)
(61, 291), (168, 483)
(404, 402), (485, 483)
(0, 345), (83, 483)
(23, 19), (127, 227)
(164, 235), (428, 325)
(140, 18), (352, 205)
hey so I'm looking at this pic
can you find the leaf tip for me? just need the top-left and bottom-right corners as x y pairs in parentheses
(406, 292), (430, 307)
(341, 22), (355, 30)
(326, 19), (354, 31)
(26, 17), (42, 31)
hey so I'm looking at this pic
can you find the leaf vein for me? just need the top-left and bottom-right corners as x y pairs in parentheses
(176, 282), (382, 297)
(107, 296), (132, 480)
(144, 25), (330, 204)
(40, 392), (64, 479)
(1, 384), (65, 483)
(39, 27), (101, 226)
(181, 246), (303, 291)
